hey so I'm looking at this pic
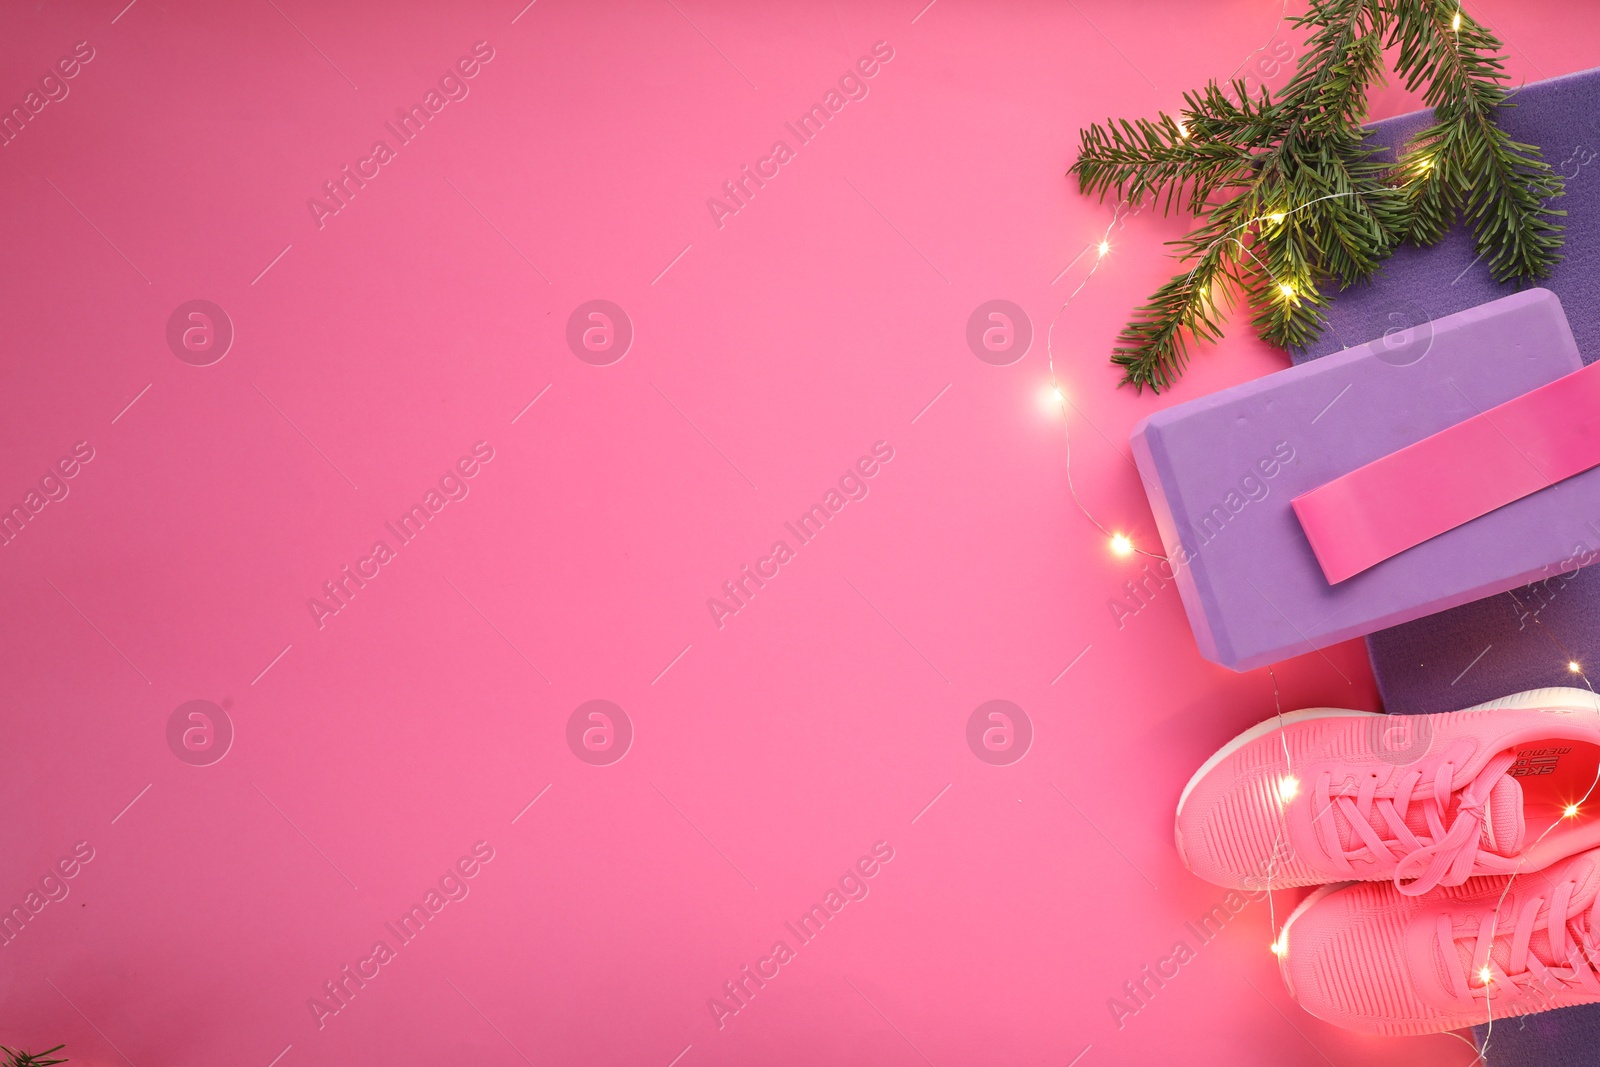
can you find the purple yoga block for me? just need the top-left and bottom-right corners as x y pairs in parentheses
(1130, 288), (1587, 671)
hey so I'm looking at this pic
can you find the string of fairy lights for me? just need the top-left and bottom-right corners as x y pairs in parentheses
(1051, 226), (1592, 1058)
(1044, 188), (1370, 568)
(1048, 0), (1476, 567)
(1046, 5), (1587, 1059)
(1257, 634), (1596, 1065)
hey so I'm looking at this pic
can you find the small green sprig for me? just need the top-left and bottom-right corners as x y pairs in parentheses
(2, 1045), (67, 1067)
(1070, 0), (1565, 392)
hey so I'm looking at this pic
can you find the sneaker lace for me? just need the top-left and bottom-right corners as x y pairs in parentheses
(1310, 752), (1518, 896)
(1440, 882), (1600, 1004)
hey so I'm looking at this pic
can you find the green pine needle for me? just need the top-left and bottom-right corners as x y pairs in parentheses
(1070, 0), (1565, 392)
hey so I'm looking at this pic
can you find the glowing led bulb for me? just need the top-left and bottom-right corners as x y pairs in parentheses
(1267, 212), (1286, 224)
(1097, 240), (1111, 257)
(1109, 533), (1134, 557)
(1453, 11), (1462, 30)
(1277, 776), (1300, 803)
(1278, 281), (1296, 299)
(1478, 966), (1494, 985)
(1566, 804), (1581, 819)
(1053, 386), (1065, 401)
(1176, 120), (1189, 139)
(1270, 936), (1288, 957)
(1570, 661), (1583, 673)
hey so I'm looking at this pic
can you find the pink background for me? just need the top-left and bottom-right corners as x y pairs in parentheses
(1, 1), (1593, 1064)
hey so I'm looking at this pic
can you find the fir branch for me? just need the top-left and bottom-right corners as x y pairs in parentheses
(1280, 0), (1387, 131)
(1181, 80), (1283, 149)
(1387, 0), (1564, 282)
(1111, 205), (1245, 391)
(1246, 205), (1335, 350)
(1070, 0), (1566, 391)
(1073, 109), (1254, 215)
(1, 1045), (67, 1067)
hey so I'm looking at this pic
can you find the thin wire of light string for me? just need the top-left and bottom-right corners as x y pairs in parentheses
(1208, 1), (1327, 964)
(1044, 201), (1169, 562)
(1463, 593), (1600, 1063)
(1043, 0), (1405, 562)
(1262, 666), (1293, 951)
(1261, 665), (1347, 958)
(1049, 0), (1469, 558)
(1055, 166), (1451, 976)
(1258, 587), (1599, 1065)
(1045, 183), (1381, 564)
(1223, 0), (1291, 85)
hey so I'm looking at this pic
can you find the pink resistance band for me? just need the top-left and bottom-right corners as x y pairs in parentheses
(1293, 360), (1600, 585)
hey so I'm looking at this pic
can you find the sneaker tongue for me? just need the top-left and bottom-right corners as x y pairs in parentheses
(1481, 772), (1525, 857)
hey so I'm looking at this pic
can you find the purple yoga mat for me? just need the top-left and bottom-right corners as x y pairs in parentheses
(1294, 64), (1600, 1066)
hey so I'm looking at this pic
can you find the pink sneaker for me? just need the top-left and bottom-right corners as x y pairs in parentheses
(1176, 687), (1600, 893)
(1279, 847), (1600, 1036)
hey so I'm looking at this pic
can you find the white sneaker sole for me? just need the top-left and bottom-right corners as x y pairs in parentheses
(1275, 880), (1354, 1000)
(1459, 685), (1600, 714)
